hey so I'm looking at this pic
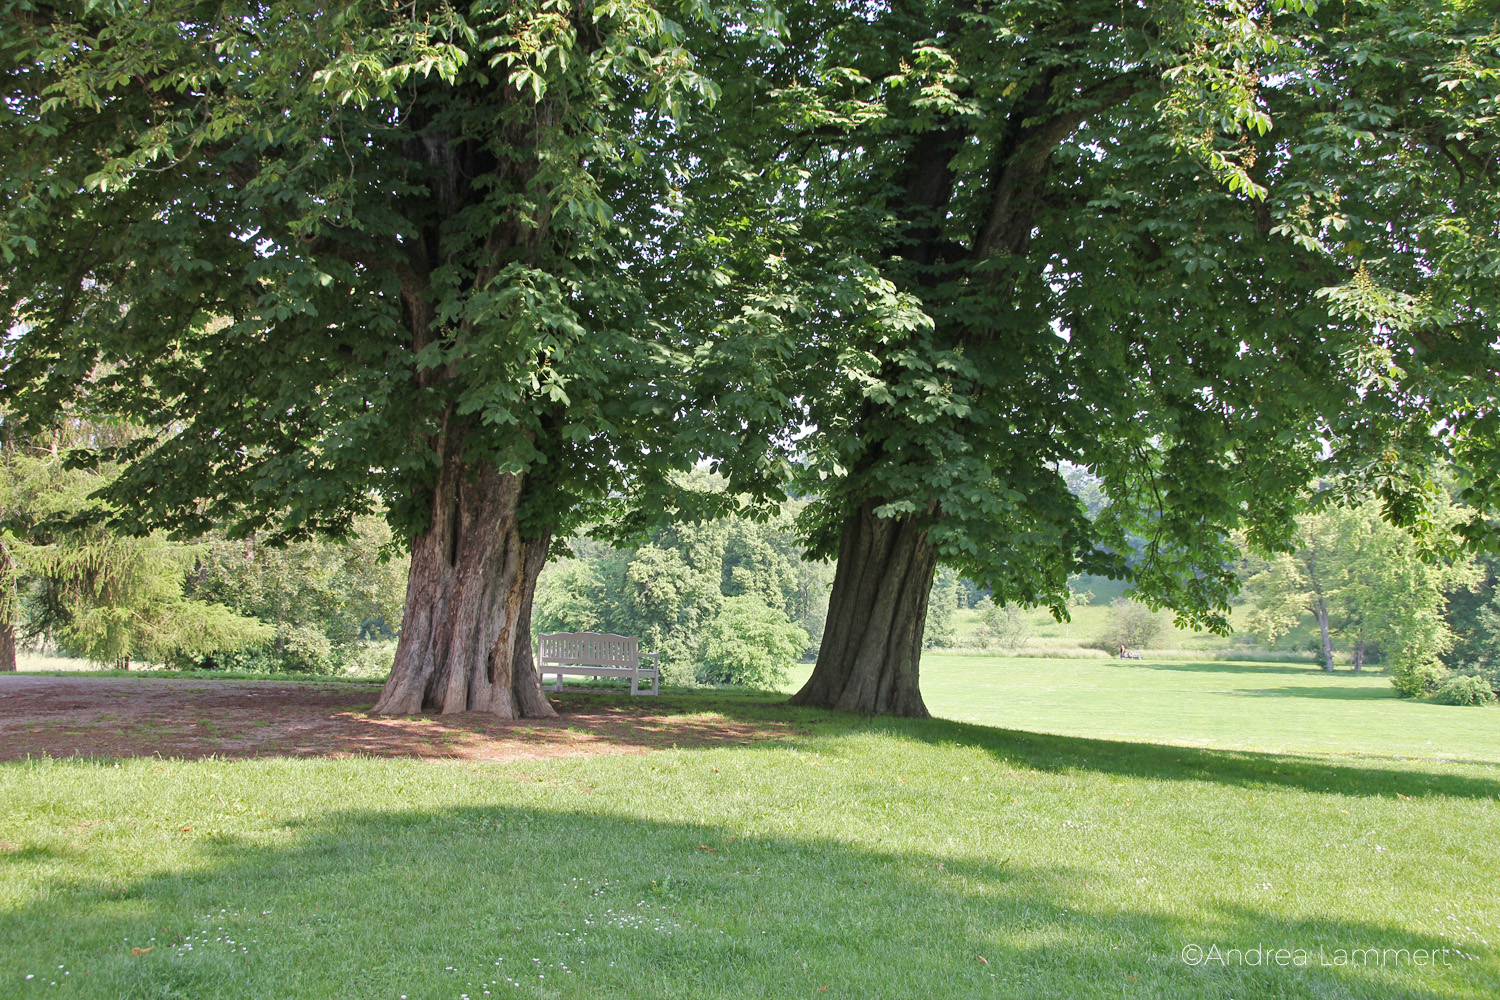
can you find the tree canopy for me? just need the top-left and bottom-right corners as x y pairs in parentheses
(702, 0), (1500, 715)
(4, 1), (1500, 717)
(1, 0), (784, 715)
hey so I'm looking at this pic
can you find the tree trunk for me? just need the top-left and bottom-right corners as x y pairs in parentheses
(1314, 596), (1334, 672)
(0, 543), (13, 672)
(1352, 639), (1364, 673)
(372, 439), (556, 718)
(791, 501), (936, 717)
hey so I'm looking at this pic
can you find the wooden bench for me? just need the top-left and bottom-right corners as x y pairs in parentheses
(536, 632), (660, 696)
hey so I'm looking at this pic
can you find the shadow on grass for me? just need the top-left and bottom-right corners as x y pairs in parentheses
(893, 719), (1500, 798)
(0, 799), (1490, 1000)
(1121, 660), (1347, 677)
(578, 691), (1500, 800)
(1235, 686), (1398, 702)
(6, 676), (1496, 801)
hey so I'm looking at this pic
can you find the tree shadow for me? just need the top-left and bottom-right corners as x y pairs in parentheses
(649, 695), (1500, 800)
(1235, 686), (1397, 702)
(0, 676), (803, 763)
(912, 721), (1500, 797)
(1123, 660), (1334, 677)
(6, 677), (1496, 802)
(0, 801), (1490, 999)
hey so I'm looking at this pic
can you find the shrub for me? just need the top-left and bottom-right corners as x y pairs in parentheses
(975, 597), (1031, 652)
(1389, 657), (1447, 698)
(971, 624), (994, 650)
(697, 596), (809, 688)
(1429, 673), (1498, 706)
(335, 639), (398, 677)
(276, 623), (337, 673)
(1091, 598), (1167, 653)
(653, 633), (702, 689)
(923, 569), (960, 649)
(1455, 659), (1500, 699)
(197, 624), (356, 674)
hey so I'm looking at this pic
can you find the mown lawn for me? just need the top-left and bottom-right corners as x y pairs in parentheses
(2, 661), (1497, 999)
(838, 656), (1500, 763)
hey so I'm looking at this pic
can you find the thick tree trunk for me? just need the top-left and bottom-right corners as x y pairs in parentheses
(1352, 639), (1364, 673)
(372, 441), (556, 718)
(791, 501), (936, 717)
(1314, 596), (1335, 672)
(0, 621), (14, 673)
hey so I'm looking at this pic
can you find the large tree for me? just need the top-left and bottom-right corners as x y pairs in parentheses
(730, 0), (1500, 715)
(0, 1), (774, 714)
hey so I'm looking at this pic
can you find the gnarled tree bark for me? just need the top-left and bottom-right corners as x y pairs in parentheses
(372, 424), (556, 718)
(795, 64), (1149, 718)
(791, 501), (936, 717)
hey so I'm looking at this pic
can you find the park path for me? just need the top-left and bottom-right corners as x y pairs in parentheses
(0, 675), (789, 762)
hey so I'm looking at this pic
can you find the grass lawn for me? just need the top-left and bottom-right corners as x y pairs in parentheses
(781, 656), (1500, 764)
(2, 660), (1497, 999)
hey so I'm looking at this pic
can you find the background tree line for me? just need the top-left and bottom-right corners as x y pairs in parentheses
(917, 469), (1500, 706)
(533, 474), (828, 689)
(1, 419), (404, 674)
(7, 424), (1498, 707)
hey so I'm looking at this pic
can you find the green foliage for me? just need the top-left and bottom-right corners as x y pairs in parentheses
(1092, 599), (1168, 654)
(1390, 658), (1449, 700)
(26, 532), (274, 668)
(713, 0), (1500, 653)
(697, 595), (809, 688)
(1441, 551), (1500, 669)
(532, 560), (603, 637)
(9, 0), (1500, 704)
(975, 596), (1031, 652)
(0, 0), (779, 561)
(1239, 552), (1307, 649)
(2, 419), (270, 667)
(532, 478), (829, 683)
(184, 517), (408, 673)
(1238, 495), (1479, 683)
(922, 568), (961, 649)
(1445, 569), (1500, 696)
(1429, 673), (1498, 707)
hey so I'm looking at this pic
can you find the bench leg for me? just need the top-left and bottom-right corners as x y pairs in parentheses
(630, 672), (639, 696)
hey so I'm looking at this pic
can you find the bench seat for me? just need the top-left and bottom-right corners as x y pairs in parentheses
(536, 632), (660, 696)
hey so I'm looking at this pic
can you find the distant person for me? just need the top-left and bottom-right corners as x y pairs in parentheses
(1119, 643), (1126, 658)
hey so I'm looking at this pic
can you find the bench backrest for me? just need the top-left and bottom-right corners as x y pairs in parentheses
(537, 632), (640, 668)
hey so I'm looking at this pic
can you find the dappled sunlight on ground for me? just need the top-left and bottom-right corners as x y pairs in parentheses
(0, 677), (800, 762)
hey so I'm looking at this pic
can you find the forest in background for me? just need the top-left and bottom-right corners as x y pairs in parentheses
(8, 437), (1495, 706)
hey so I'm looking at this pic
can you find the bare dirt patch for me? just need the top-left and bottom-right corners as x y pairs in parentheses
(0, 676), (797, 763)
